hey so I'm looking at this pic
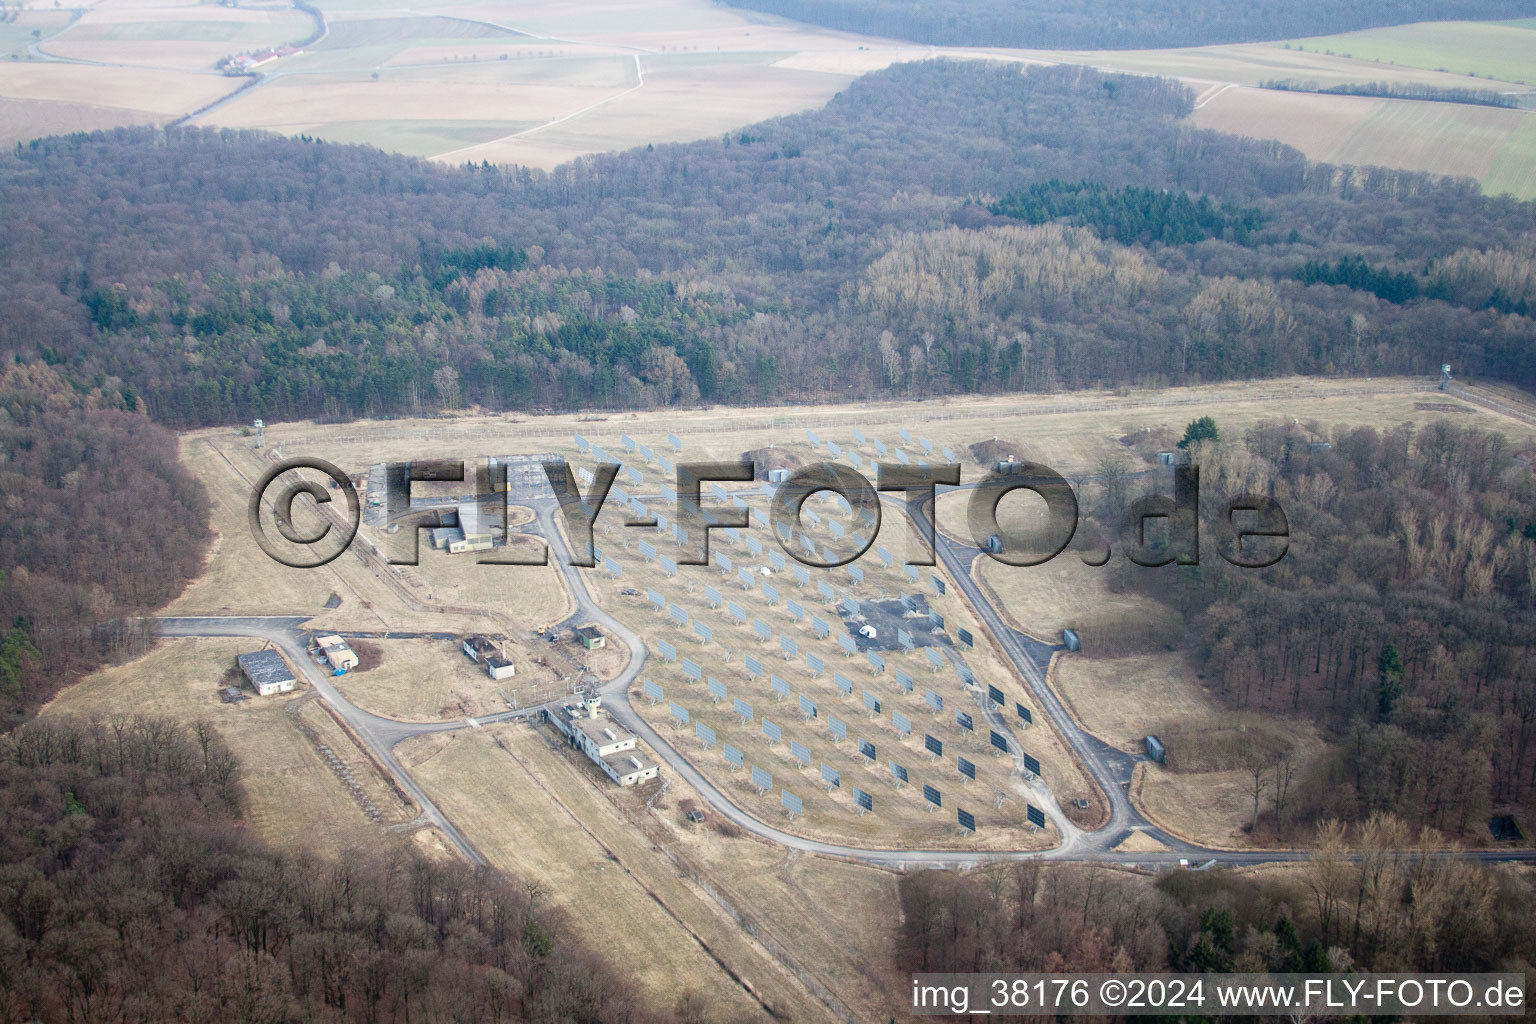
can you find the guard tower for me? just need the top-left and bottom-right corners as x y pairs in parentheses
(1440, 364), (1452, 391)
(253, 418), (264, 448)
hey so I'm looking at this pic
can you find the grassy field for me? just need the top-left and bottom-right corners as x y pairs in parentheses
(411, 723), (837, 1022)
(1191, 86), (1536, 200)
(1282, 19), (1536, 85)
(40, 638), (412, 855)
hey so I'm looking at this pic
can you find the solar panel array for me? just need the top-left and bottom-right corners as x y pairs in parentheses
(786, 599), (804, 621)
(827, 715), (847, 741)
(668, 701), (690, 725)
(782, 790), (803, 817)
(957, 808), (976, 833)
(889, 760), (909, 784)
(820, 763), (841, 789)
(1027, 804), (1046, 828)
(790, 740), (810, 766)
(1022, 753), (1042, 776)
(670, 604), (689, 627)
(806, 652), (824, 675)
(799, 694), (818, 719)
(957, 628), (974, 648)
(657, 639), (677, 662)
(729, 602), (746, 624)
(733, 697), (753, 722)
(867, 652), (885, 674)
(762, 719), (781, 744)
(957, 756), (976, 781)
(839, 634), (859, 656)
(857, 737), (876, 760)
(862, 691), (881, 714)
(956, 710), (974, 732)
(853, 787), (873, 813)
(833, 672), (853, 695)
(743, 655), (762, 678)
(694, 621), (713, 644)
(770, 675), (790, 700)
(780, 635), (798, 658)
(642, 680), (664, 703)
(752, 617), (771, 640)
(895, 670), (914, 693)
(990, 730), (1010, 753)
(696, 722), (716, 746)
(647, 587), (666, 610)
(987, 685), (1005, 706)
(893, 711), (912, 735)
(707, 677), (728, 702)
(1017, 703), (1034, 725)
(723, 743), (744, 769)
(751, 765), (772, 792)
(812, 617), (831, 639)
(923, 783), (942, 807)
(924, 734), (943, 757)
(925, 689), (944, 712)
(681, 658), (701, 681)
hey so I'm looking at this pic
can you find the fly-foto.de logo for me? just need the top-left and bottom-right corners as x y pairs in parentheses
(248, 457), (1288, 571)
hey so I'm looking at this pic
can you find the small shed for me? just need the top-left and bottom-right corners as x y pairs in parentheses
(1145, 735), (1166, 764)
(983, 534), (1005, 554)
(315, 634), (358, 673)
(1062, 628), (1081, 652)
(575, 625), (605, 651)
(765, 467), (791, 484)
(462, 635), (497, 663)
(237, 649), (296, 697)
(484, 655), (516, 681)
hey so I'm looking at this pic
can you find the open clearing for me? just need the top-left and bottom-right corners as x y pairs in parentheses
(410, 723), (836, 1022)
(41, 637), (414, 855)
(1282, 19), (1536, 85)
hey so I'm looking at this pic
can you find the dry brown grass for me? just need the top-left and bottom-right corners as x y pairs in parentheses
(410, 723), (836, 1022)
(606, 487), (1091, 846)
(40, 638), (400, 855)
(334, 637), (570, 720)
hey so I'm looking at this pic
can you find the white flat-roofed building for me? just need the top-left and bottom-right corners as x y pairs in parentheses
(547, 696), (658, 786)
(236, 649), (296, 696)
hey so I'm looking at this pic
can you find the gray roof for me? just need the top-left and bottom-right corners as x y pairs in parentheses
(237, 649), (294, 686)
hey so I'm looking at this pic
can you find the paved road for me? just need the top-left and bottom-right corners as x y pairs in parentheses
(156, 615), (533, 865)
(156, 488), (1536, 870)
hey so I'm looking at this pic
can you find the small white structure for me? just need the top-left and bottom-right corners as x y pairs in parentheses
(236, 649), (296, 696)
(484, 655), (516, 681)
(314, 634), (358, 672)
(858, 624), (878, 640)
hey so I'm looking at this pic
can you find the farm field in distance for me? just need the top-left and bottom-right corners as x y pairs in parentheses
(4, 0), (1536, 195)
(1282, 18), (1536, 84)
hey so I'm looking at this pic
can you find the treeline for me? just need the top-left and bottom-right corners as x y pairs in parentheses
(2, 61), (1535, 426)
(0, 716), (663, 1023)
(1109, 420), (1536, 837)
(986, 180), (1266, 246)
(1261, 78), (1520, 108)
(899, 821), (1536, 978)
(0, 364), (210, 727)
(722, 0), (1536, 49)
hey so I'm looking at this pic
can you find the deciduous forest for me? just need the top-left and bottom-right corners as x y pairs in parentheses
(0, 716), (661, 1023)
(1094, 420), (1536, 840)
(1, 62), (1533, 427)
